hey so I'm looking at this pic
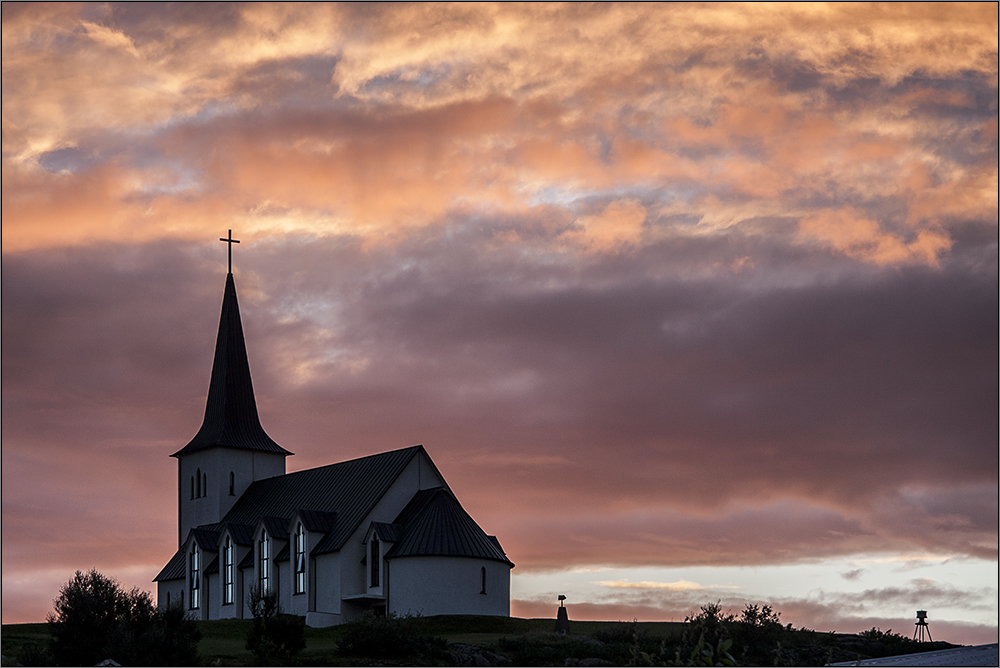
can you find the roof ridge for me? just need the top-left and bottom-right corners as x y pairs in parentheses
(277, 445), (425, 479)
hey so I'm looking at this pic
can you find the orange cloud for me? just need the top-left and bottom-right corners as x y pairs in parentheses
(562, 200), (647, 253)
(799, 208), (952, 266)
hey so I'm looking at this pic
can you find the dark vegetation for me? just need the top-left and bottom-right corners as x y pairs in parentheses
(2, 585), (959, 667)
(6, 569), (201, 666)
(245, 585), (306, 665)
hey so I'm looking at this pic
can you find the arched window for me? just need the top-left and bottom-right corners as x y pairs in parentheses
(203, 472), (207, 496)
(196, 468), (201, 498)
(166, 592), (170, 607)
(258, 530), (270, 593)
(190, 544), (201, 609)
(229, 472), (235, 496)
(481, 566), (487, 594)
(370, 536), (380, 588)
(294, 524), (306, 595)
(223, 536), (234, 605)
(190, 476), (195, 500)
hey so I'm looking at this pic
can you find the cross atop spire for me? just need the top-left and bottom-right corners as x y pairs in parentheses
(220, 230), (240, 274)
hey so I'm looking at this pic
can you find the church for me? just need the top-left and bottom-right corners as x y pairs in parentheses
(154, 239), (513, 627)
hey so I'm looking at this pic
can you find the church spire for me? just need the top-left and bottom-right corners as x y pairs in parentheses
(172, 269), (291, 457)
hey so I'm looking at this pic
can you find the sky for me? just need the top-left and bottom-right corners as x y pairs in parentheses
(2, 2), (997, 644)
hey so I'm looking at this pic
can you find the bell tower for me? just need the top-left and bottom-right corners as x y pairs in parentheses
(171, 232), (292, 546)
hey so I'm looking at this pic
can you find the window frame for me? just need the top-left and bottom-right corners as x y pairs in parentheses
(190, 544), (201, 610)
(258, 530), (270, 593)
(222, 536), (234, 605)
(294, 523), (306, 595)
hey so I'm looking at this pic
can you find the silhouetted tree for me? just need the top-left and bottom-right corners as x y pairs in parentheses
(47, 569), (200, 666)
(246, 584), (305, 665)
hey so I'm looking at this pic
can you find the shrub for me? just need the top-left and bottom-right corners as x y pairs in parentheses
(46, 569), (200, 666)
(245, 585), (305, 665)
(337, 611), (445, 661)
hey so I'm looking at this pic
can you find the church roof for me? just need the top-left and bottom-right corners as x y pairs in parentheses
(369, 521), (403, 542)
(221, 522), (256, 546)
(260, 516), (290, 540)
(154, 547), (186, 582)
(221, 445), (430, 555)
(297, 509), (338, 533)
(385, 487), (514, 566)
(172, 273), (291, 457)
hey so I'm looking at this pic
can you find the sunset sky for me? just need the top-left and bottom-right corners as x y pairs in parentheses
(2, 3), (997, 644)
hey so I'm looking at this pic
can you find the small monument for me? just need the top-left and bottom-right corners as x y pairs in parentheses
(913, 610), (932, 642)
(555, 594), (569, 635)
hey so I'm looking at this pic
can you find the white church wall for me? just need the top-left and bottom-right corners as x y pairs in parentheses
(339, 452), (447, 601)
(156, 578), (185, 611)
(388, 557), (511, 617)
(177, 448), (286, 547)
(204, 571), (218, 620)
(313, 552), (342, 615)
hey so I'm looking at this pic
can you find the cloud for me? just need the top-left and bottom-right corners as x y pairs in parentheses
(598, 579), (706, 592)
(562, 200), (647, 253)
(2, 2), (996, 627)
(799, 208), (952, 266)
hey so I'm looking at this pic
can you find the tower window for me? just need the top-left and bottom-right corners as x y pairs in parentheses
(481, 566), (487, 594)
(196, 468), (201, 498)
(203, 472), (207, 496)
(190, 477), (194, 500)
(229, 472), (235, 496)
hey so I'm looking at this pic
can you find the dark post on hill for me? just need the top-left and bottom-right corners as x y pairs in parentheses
(555, 594), (569, 634)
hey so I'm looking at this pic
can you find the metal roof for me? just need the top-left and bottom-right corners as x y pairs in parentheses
(172, 273), (291, 457)
(385, 487), (514, 565)
(222, 445), (425, 554)
(370, 521), (403, 542)
(221, 522), (256, 546)
(153, 548), (186, 582)
(297, 509), (338, 533)
(260, 515), (290, 540)
(190, 527), (220, 552)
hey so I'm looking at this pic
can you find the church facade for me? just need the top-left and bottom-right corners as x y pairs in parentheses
(154, 267), (513, 627)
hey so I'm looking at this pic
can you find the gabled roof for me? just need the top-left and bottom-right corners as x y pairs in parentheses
(222, 445), (431, 555)
(274, 543), (290, 562)
(172, 273), (291, 457)
(260, 516), (290, 540)
(296, 509), (337, 533)
(221, 522), (256, 546)
(369, 521), (403, 542)
(190, 527), (220, 552)
(385, 487), (514, 566)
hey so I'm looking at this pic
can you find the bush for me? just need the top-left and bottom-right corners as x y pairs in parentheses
(46, 569), (200, 666)
(245, 585), (305, 665)
(337, 611), (445, 661)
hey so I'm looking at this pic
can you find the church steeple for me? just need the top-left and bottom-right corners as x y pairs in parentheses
(172, 270), (292, 458)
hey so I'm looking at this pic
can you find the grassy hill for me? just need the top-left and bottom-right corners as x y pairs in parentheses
(2, 614), (955, 666)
